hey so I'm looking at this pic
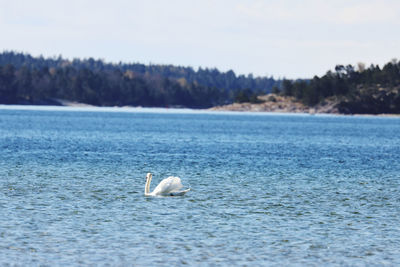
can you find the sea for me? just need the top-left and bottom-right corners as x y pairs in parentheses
(0, 105), (399, 266)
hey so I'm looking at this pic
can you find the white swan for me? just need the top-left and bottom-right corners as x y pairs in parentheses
(144, 173), (190, 196)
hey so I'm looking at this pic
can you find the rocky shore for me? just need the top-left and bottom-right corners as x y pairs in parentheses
(210, 94), (340, 114)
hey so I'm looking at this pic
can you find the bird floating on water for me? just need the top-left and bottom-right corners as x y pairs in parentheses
(144, 173), (190, 196)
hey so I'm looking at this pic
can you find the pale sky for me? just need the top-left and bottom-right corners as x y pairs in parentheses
(0, 0), (399, 78)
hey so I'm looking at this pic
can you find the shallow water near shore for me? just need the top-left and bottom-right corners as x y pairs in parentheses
(1, 106), (400, 266)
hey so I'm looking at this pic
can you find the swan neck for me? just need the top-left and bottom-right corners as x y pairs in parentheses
(145, 176), (152, 195)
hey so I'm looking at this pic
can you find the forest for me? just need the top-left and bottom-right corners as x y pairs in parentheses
(1, 51), (400, 113)
(0, 51), (278, 108)
(280, 61), (400, 114)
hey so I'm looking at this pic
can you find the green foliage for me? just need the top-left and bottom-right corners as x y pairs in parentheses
(0, 63), (228, 108)
(281, 79), (294, 96)
(0, 51), (280, 95)
(281, 61), (400, 113)
(271, 86), (280, 94)
(0, 51), (283, 108)
(2, 51), (399, 113)
(234, 89), (263, 104)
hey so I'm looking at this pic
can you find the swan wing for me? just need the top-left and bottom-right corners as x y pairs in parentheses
(170, 188), (190, 196)
(152, 176), (183, 195)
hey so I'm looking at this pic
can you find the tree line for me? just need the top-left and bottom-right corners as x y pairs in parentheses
(0, 62), (231, 108)
(0, 51), (280, 108)
(2, 51), (399, 113)
(280, 60), (400, 114)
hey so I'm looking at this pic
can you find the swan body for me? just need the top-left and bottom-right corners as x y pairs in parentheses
(145, 173), (190, 196)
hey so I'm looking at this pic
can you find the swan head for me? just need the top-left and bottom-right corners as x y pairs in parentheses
(146, 173), (152, 181)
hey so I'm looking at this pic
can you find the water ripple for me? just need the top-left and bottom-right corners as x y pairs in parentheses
(0, 109), (400, 265)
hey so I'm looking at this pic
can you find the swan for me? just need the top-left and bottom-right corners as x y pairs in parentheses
(144, 173), (190, 197)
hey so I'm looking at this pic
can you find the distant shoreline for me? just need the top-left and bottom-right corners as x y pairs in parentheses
(1, 102), (399, 117)
(210, 106), (400, 117)
(210, 94), (400, 117)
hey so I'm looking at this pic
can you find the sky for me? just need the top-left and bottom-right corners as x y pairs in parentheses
(0, 0), (399, 79)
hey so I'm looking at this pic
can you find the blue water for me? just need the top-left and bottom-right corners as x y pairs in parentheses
(1, 106), (400, 266)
